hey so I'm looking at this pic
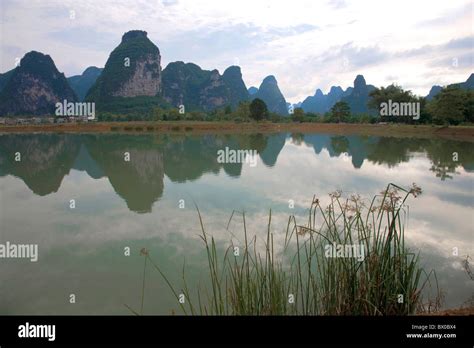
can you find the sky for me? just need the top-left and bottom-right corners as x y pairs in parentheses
(0, 0), (472, 103)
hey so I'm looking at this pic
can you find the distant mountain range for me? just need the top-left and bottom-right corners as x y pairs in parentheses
(425, 74), (473, 101)
(298, 73), (473, 115)
(300, 75), (375, 115)
(425, 85), (443, 101)
(302, 86), (350, 114)
(0, 29), (472, 117)
(68, 67), (103, 101)
(162, 62), (249, 111)
(451, 73), (474, 89)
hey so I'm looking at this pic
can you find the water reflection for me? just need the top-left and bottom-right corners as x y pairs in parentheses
(0, 133), (472, 213)
(0, 132), (472, 314)
(0, 134), (81, 195)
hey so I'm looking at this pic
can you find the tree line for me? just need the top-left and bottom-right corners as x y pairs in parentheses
(290, 84), (473, 125)
(97, 84), (472, 125)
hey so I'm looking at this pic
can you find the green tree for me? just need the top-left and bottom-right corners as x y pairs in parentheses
(330, 101), (351, 123)
(249, 98), (269, 121)
(418, 98), (432, 124)
(188, 111), (205, 121)
(168, 108), (181, 121)
(358, 114), (374, 124)
(224, 105), (232, 114)
(292, 107), (305, 122)
(368, 84), (419, 123)
(234, 101), (250, 120)
(466, 93), (474, 123)
(269, 113), (282, 123)
(152, 107), (166, 121)
(427, 87), (473, 125)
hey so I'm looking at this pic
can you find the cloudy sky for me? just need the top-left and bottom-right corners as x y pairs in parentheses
(0, 0), (472, 102)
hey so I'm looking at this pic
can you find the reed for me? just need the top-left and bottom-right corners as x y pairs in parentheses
(139, 183), (439, 315)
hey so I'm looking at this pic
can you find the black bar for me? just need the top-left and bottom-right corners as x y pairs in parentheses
(0, 315), (471, 346)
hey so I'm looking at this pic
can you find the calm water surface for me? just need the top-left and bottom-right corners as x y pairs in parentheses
(0, 132), (472, 314)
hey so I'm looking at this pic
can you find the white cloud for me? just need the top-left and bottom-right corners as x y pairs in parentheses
(0, 0), (472, 102)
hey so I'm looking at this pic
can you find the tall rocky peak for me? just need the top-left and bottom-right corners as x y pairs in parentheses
(222, 65), (242, 79)
(162, 62), (249, 111)
(353, 74), (367, 90)
(222, 66), (250, 107)
(262, 75), (278, 87)
(326, 86), (344, 107)
(253, 75), (288, 115)
(86, 30), (162, 101)
(341, 74), (375, 114)
(329, 86), (343, 95)
(21, 51), (54, 72)
(121, 30), (149, 43)
(0, 51), (77, 116)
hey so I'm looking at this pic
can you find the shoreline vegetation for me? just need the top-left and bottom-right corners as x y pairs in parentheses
(1, 122), (474, 142)
(128, 184), (460, 316)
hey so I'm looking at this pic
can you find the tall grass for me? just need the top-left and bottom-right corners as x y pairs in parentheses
(137, 183), (439, 315)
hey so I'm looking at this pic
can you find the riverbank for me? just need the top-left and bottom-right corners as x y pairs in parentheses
(1, 121), (474, 141)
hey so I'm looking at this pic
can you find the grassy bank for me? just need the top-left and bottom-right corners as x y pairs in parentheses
(1, 121), (474, 141)
(132, 183), (441, 316)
